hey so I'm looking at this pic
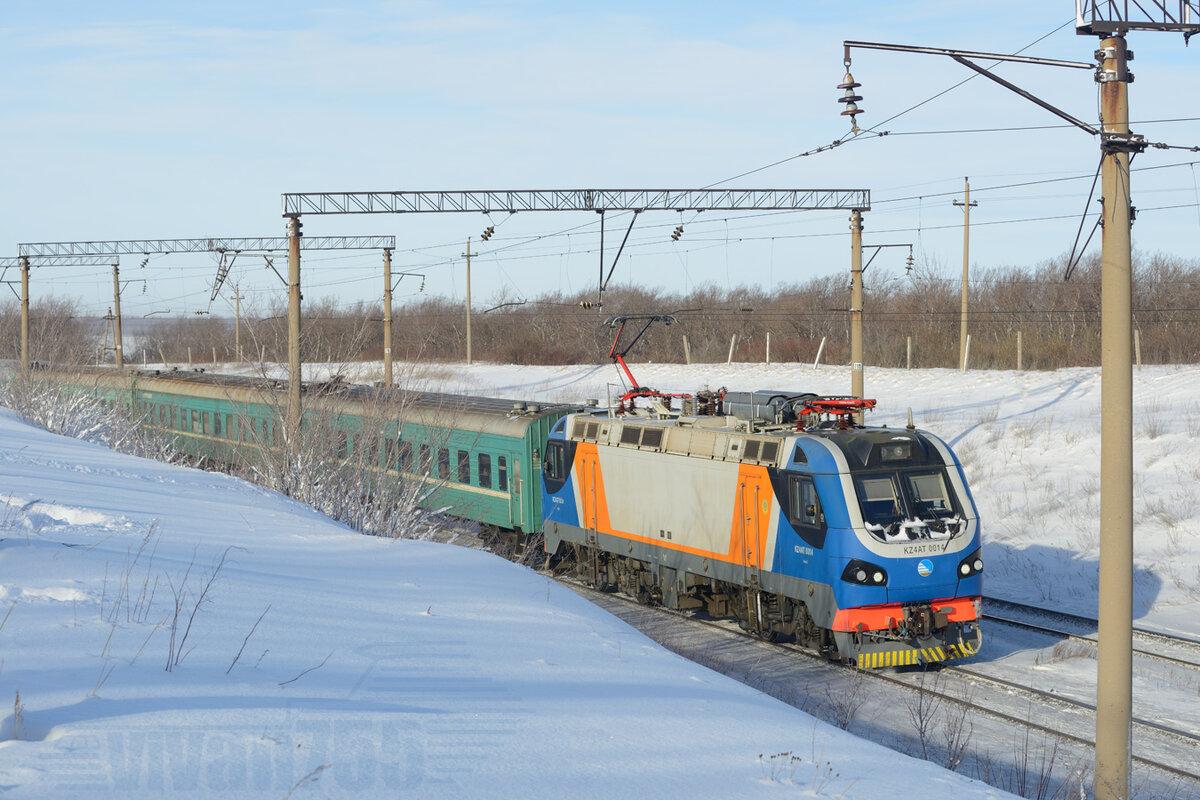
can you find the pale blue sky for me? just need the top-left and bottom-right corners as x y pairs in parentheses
(2, 1), (1198, 318)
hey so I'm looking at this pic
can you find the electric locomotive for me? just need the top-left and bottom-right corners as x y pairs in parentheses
(540, 318), (982, 668)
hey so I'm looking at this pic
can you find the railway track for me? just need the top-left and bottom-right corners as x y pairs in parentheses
(982, 596), (1200, 671)
(558, 578), (1200, 786)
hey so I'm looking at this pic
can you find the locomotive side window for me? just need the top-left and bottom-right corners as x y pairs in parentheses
(856, 476), (903, 525)
(906, 472), (954, 518)
(544, 442), (566, 480)
(789, 476), (823, 528)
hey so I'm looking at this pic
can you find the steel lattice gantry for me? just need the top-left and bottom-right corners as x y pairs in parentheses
(11, 235), (395, 377)
(17, 235), (395, 258)
(267, 186), (870, 434)
(282, 188), (870, 216)
(3, 254), (122, 373)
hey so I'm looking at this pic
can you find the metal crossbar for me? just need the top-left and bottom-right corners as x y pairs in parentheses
(18, 236), (396, 258)
(281, 189), (870, 216)
(0, 255), (116, 267)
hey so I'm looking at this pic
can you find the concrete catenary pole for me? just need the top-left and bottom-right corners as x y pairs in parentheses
(233, 285), (243, 363)
(19, 256), (30, 373)
(464, 238), (473, 365)
(849, 209), (864, 423)
(1094, 32), (1134, 800)
(382, 247), (394, 385)
(111, 262), (124, 368)
(954, 178), (977, 371)
(285, 215), (303, 437)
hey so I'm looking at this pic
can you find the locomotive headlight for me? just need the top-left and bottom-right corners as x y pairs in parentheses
(957, 549), (983, 578)
(842, 560), (888, 586)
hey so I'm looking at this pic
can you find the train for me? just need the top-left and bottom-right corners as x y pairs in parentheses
(37, 361), (982, 670)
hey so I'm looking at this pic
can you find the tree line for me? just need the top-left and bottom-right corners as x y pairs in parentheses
(4, 252), (1199, 370)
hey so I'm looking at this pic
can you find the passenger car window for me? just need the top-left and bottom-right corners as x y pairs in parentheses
(478, 453), (492, 489)
(438, 448), (450, 480)
(497, 456), (508, 491)
(457, 450), (471, 484)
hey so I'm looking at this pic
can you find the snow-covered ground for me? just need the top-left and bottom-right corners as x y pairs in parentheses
(0, 407), (1015, 798)
(211, 358), (1200, 640)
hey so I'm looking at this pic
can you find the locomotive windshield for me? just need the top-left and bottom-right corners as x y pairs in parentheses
(854, 469), (964, 542)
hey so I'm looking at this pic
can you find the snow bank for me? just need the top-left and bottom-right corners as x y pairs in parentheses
(0, 408), (1010, 798)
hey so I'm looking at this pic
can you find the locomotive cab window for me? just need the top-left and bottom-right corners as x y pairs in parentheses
(856, 475), (903, 526)
(905, 471), (955, 518)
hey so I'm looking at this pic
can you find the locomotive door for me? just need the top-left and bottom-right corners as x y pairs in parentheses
(739, 480), (763, 583)
(579, 448), (601, 532)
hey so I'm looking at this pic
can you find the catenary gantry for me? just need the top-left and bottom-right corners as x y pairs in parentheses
(274, 187), (871, 433)
(11, 235), (396, 374)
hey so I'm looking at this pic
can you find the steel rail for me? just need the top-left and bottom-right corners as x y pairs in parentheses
(984, 596), (1200, 657)
(557, 578), (1200, 785)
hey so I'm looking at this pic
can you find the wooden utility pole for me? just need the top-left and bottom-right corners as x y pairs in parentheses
(1016, 330), (1023, 372)
(19, 256), (30, 373)
(953, 178), (978, 371)
(285, 215), (303, 436)
(382, 247), (394, 385)
(464, 238), (473, 365)
(111, 262), (124, 368)
(1095, 33), (1134, 800)
(849, 209), (864, 423)
(233, 285), (243, 363)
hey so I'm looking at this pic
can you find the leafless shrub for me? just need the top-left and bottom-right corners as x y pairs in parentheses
(164, 545), (237, 671)
(940, 686), (974, 772)
(226, 604), (270, 674)
(0, 372), (180, 462)
(1138, 401), (1166, 440)
(972, 739), (1086, 800)
(905, 672), (943, 760)
(757, 750), (850, 796)
(9, 691), (23, 741)
(0, 297), (96, 365)
(226, 364), (455, 542)
(823, 670), (871, 731)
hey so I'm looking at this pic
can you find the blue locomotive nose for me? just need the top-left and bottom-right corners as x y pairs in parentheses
(885, 554), (962, 604)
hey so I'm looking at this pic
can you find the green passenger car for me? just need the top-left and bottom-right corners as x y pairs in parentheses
(60, 367), (576, 533)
